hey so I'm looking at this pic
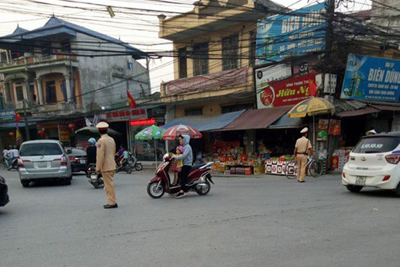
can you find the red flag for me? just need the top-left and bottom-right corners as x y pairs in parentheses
(127, 90), (136, 108)
(309, 80), (317, 97)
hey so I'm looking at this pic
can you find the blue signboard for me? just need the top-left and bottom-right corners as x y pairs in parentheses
(256, 2), (327, 65)
(0, 109), (15, 121)
(341, 54), (400, 102)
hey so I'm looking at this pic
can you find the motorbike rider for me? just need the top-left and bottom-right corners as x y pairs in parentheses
(86, 138), (97, 167)
(115, 145), (125, 167)
(172, 134), (193, 199)
(8, 145), (18, 167)
(2, 147), (8, 165)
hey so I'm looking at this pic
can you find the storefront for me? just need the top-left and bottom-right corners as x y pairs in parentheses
(199, 107), (303, 176)
(102, 107), (147, 153)
(36, 119), (85, 147)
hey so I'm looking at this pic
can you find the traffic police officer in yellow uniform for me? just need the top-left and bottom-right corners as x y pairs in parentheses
(96, 122), (118, 209)
(294, 127), (312, 183)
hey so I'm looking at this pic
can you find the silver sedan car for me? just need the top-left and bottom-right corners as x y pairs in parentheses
(18, 140), (72, 187)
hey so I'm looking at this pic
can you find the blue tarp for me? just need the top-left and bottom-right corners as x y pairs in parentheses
(162, 110), (245, 132)
(268, 113), (302, 129)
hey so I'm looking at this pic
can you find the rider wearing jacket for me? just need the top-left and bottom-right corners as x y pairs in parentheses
(86, 138), (97, 167)
(172, 134), (193, 199)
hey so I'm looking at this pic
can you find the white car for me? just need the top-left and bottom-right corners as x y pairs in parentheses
(18, 140), (72, 187)
(342, 132), (400, 196)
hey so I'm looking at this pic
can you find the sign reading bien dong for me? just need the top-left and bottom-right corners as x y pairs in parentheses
(341, 54), (400, 102)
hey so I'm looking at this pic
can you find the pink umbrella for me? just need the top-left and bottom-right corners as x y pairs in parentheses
(162, 124), (202, 140)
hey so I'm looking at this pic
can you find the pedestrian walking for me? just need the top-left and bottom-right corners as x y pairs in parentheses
(293, 127), (312, 183)
(95, 122), (118, 209)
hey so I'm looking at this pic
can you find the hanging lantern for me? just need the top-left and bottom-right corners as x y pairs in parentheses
(9, 132), (14, 137)
(68, 123), (76, 130)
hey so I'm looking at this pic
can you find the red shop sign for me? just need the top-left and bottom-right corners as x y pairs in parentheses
(130, 118), (156, 126)
(259, 73), (318, 108)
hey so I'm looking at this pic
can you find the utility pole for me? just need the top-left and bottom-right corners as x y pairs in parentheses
(22, 99), (30, 141)
(322, 0), (336, 99)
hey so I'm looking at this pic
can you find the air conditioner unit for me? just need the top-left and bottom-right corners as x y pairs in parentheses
(316, 73), (337, 94)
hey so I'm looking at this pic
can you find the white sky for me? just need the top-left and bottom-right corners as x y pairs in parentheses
(0, 0), (372, 93)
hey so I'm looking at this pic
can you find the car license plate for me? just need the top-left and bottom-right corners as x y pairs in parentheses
(38, 162), (48, 168)
(80, 159), (86, 164)
(355, 176), (367, 186)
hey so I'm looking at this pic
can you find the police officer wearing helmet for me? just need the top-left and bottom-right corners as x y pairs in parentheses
(294, 127), (313, 183)
(96, 122), (118, 209)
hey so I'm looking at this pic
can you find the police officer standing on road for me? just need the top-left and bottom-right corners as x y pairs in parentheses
(96, 122), (118, 209)
(294, 127), (312, 183)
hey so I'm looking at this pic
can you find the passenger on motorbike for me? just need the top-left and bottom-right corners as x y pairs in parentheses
(8, 146), (18, 166)
(120, 149), (129, 167)
(86, 138), (97, 167)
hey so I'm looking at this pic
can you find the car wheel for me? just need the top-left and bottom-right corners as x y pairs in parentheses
(21, 180), (30, 188)
(395, 183), (400, 197)
(346, 185), (363, 193)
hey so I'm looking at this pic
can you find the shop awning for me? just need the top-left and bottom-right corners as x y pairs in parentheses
(218, 106), (292, 131)
(161, 110), (245, 132)
(336, 107), (380, 117)
(268, 113), (302, 129)
(370, 105), (400, 111)
(0, 122), (36, 128)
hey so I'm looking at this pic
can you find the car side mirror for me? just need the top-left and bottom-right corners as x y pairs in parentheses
(66, 149), (72, 154)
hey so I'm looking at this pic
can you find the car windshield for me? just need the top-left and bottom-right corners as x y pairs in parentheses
(20, 143), (63, 156)
(353, 137), (400, 154)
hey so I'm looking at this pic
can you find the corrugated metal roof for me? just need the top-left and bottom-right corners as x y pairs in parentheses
(219, 106), (291, 131)
(268, 113), (302, 129)
(333, 99), (367, 112)
(337, 107), (380, 118)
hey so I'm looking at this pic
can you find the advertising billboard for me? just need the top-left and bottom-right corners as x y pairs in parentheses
(255, 64), (292, 109)
(257, 72), (317, 109)
(341, 54), (400, 102)
(256, 2), (327, 65)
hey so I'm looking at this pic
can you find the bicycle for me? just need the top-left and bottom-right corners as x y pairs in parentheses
(286, 156), (323, 179)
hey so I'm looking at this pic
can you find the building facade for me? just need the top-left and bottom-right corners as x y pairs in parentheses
(0, 17), (150, 147)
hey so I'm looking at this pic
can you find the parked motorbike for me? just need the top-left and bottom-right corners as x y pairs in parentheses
(147, 155), (214, 198)
(87, 164), (104, 189)
(5, 156), (18, 171)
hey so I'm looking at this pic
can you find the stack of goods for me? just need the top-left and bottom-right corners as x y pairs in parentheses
(253, 159), (266, 175)
(331, 148), (351, 172)
(265, 156), (295, 176)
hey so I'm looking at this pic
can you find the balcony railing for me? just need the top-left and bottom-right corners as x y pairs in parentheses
(0, 54), (77, 68)
(3, 100), (83, 114)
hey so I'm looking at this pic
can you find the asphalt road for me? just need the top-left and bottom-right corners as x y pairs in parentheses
(1, 169), (400, 267)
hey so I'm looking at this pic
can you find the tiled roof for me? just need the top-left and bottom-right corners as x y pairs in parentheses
(0, 17), (146, 59)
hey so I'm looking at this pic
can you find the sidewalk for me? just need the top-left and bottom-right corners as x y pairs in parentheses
(140, 161), (341, 179)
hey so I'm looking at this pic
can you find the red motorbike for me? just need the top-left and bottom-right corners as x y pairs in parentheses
(147, 156), (214, 199)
